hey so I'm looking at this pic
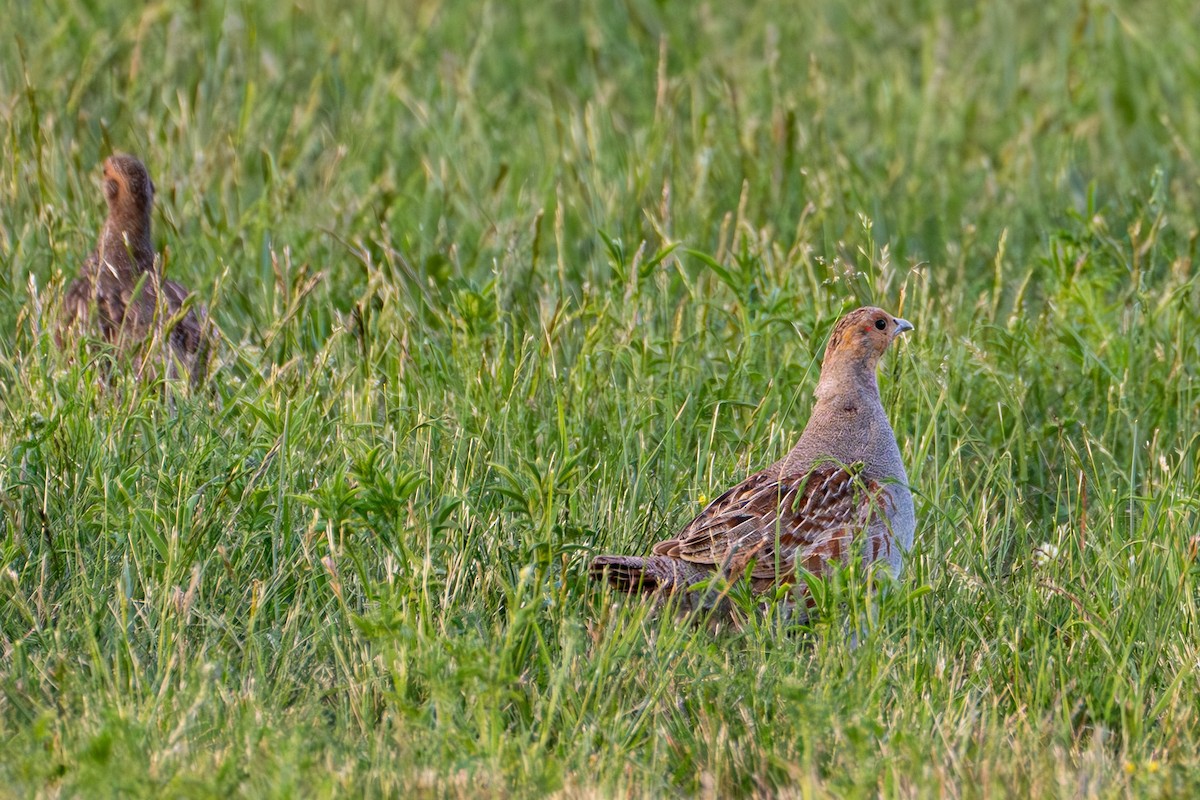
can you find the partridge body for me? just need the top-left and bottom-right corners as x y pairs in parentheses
(58, 154), (207, 384)
(590, 306), (915, 605)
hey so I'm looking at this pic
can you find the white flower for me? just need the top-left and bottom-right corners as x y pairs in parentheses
(1032, 542), (1060, 568)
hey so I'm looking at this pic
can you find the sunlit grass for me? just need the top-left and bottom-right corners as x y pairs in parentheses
(2, 0), (1200, 796)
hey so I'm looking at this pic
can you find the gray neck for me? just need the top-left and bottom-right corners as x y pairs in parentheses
(785, 372), (904, 482)
(813, 358), (878, 404)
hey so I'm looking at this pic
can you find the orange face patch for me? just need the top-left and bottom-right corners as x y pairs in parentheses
(103, 161), (126, 200)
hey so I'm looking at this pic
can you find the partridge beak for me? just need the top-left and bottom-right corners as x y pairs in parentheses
(894, 318), (914, 334)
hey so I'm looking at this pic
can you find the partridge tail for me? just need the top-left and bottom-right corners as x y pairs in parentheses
(589, 555), (696, 593)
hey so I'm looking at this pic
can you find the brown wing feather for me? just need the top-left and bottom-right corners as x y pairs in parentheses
(161, 277), (209, 385)
(57, 275), (95, 346)
(652, 461), (894, 591)
(57, 259), (210, 385)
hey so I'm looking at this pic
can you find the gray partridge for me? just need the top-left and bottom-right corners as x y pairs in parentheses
(58, 154), (207, 385)
(590, 306), (915, 608)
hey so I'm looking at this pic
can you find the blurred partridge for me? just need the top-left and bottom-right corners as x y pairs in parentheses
(58, 154), (207, 384)
(590, 306), (915, 607)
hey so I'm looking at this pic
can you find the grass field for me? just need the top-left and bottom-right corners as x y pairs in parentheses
(2, 0), (1200, 796)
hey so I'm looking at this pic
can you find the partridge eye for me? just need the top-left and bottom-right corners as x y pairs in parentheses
(874, 318), (887, 331)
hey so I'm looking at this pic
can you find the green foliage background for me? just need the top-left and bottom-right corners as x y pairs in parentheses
(2, 0), (1199, 795)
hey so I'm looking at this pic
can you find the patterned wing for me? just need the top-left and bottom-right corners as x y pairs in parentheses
(652, 461), (895, 591)
(57, 275), (95, 346)
(161, 278), (209, 385)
